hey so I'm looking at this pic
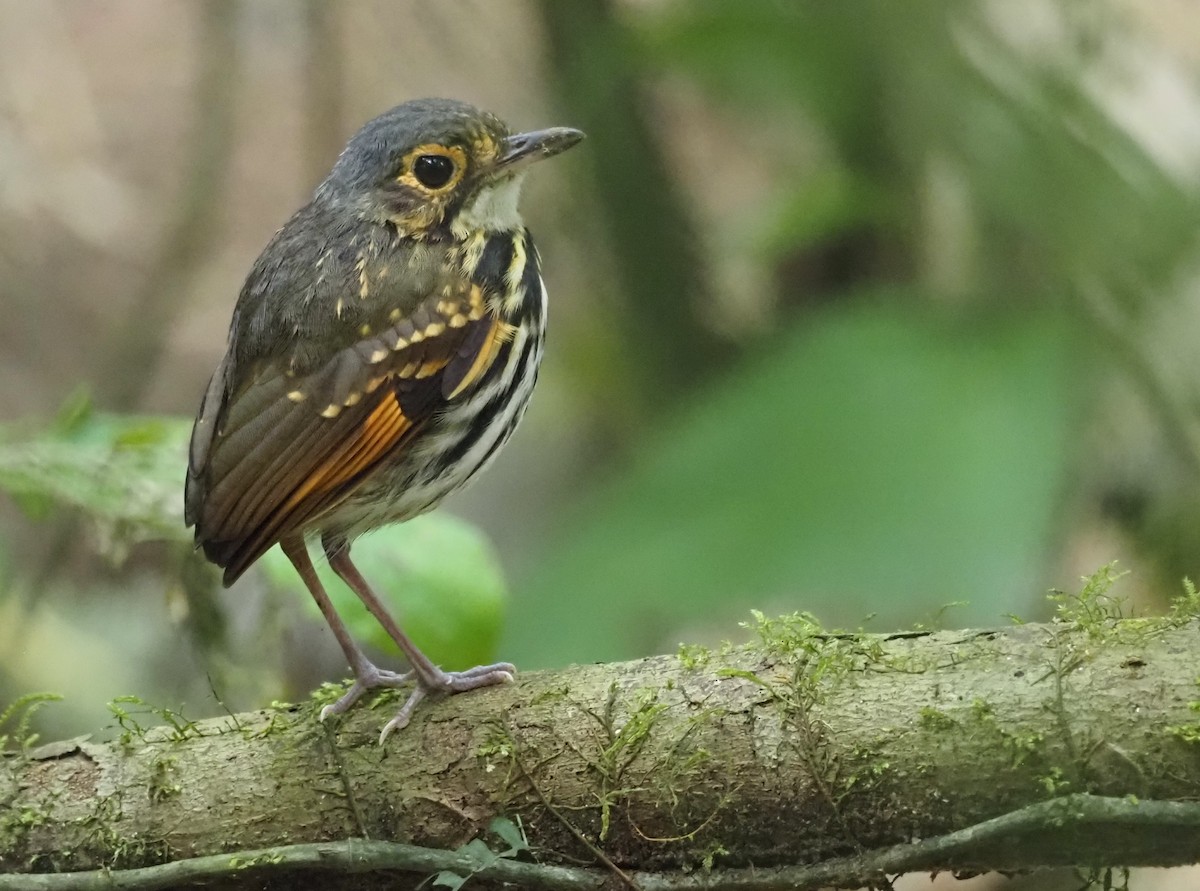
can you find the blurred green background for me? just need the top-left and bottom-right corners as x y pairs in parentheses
(2, 0), (1200, 796)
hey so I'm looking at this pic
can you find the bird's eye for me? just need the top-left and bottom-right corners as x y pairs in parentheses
(412, 154), (456, 189)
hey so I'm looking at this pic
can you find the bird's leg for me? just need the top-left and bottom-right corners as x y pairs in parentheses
(322, 534), (516, 741)
(280, 535), (413, 721)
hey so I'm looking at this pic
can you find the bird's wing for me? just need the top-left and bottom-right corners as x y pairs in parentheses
(185, 279), (515, 584)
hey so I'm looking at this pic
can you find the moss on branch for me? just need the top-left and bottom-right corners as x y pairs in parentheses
(3, 575), (1200, 888)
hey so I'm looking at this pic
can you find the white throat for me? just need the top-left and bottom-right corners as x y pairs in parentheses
(452, 173), (526, 237)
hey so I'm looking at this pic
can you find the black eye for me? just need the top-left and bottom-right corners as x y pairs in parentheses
(413, 154), (455, 189)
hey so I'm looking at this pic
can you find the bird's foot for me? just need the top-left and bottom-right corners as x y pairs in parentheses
(379, 661), (516, 743)
(319, 665), (413, 722)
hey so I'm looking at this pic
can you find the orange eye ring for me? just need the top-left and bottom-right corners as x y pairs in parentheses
(398, 144), (467, 193)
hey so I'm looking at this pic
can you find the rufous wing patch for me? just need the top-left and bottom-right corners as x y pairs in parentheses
(284, 390), (412, 511)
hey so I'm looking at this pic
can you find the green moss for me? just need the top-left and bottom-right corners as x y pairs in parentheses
(0, 692), (63, 753)
(1047, 562), (1130, 633)
(1165, 677), (1200, 744)
(967, 697), (1045, 770)
(738, 609), (885, 694)
(308, 681), (353, 709)
(583, 684), (670, 841)
(0, 804), (49, 853)
(1038, 766), (1071, 796)
(918, 706), (957, 732)
(107, 696), (203, 746)
(700, 842), (729, 871)
(148, 756), (181, 803)
(842, 746), (891, 793)
(528, 684), (571, 705)
(1168, 577), (1200, 623)
(677, 642), (711, 669)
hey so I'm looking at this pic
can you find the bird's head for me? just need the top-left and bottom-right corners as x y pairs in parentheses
(317, 98), (584, 239)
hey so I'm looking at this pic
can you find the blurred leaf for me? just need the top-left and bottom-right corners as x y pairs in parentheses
(0, 408), (190, 562)
(507, 295), (1087, 667)
(0, 397), (509, 669)
(749, 165), (886, 263)
(488, 816), (529, 858)
(258, 513), (508, 671)
(642, 1), (885, 140)
(649, 0), (1200, 306)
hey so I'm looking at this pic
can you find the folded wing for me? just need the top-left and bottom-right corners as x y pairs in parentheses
(186, 281), (512, 584)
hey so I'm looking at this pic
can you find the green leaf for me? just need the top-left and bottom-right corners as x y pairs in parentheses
(488, 815), (528, 858)
(508, 297), (1085, 667)
(0, 410), (191, 562)
(431, 871), (467, 890)
(258, 513), (508, 670)
(457, 838), (495, 862)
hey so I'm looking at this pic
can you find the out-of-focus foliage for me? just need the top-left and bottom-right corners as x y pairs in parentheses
(505, 0), (1200, 664)
(0, 395), (190, 562)
(645, 0), (1200, 299)
(509, 298), (1083, 665)
(0, 395), (509, 673)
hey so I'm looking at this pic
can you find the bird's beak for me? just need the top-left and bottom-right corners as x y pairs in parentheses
(494, 127), (585, 174)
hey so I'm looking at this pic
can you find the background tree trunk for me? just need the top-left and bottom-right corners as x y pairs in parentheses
(3, 615), (1200, 890)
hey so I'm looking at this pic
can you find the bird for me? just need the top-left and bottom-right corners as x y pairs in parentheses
(184, 98), (584, 741)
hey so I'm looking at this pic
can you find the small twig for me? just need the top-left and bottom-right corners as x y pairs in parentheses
(3, 796), (1198, 891)
(204, 672), (242, 734)
(0, 838), (600, 891)
(322, 721), (368, 840)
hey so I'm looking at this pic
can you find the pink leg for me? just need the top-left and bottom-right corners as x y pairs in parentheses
(281, 536), (412, 722)
(323, 535), (515, 742)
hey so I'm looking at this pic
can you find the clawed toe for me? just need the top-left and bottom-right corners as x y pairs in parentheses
(319, 667), (413, 722)
(451, 662), (516, 682)
(378, 662), (517, 742)
(322, 660), (517, 742)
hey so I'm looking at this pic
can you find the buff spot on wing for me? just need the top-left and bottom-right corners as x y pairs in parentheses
(357, 253), (369, 299)
(415, 359), (444, 379)
(467, 284), (487, 320)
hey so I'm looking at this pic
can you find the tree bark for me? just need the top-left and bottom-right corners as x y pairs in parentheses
(3, 613), (1200, 890)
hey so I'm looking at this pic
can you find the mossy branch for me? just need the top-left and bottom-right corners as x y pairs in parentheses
(4, 605), (1200, 889)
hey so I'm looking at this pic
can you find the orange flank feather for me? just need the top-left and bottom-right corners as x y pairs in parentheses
(220, 390), (419, 581)
(287, 391), (413, 510)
